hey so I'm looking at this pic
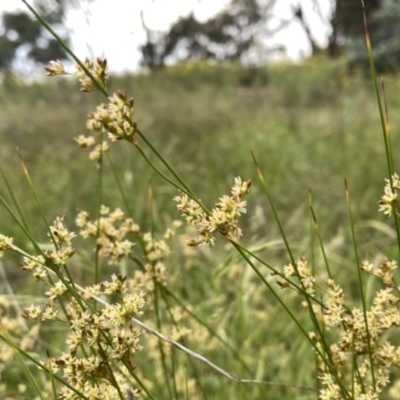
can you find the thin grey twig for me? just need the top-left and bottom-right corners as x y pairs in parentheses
(8, 243), (315, 392)
(79, 286), (316, 392)
(0, 260), (28, 330)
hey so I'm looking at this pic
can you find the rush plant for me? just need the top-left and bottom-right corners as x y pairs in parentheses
(1, 1), (400, 399)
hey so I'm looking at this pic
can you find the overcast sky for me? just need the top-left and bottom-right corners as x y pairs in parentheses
(3, 0), (334, 73)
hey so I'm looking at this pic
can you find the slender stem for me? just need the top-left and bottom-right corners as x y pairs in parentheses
(360, 0), (400, 261)
(345, 179), (375, 389)
(163, 285), (253, 375)
(310, 205), (332, 280)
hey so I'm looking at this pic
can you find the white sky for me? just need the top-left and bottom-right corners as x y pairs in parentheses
(3, 0), (334, 73)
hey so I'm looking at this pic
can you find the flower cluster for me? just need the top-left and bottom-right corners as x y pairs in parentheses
(45, 57), (110, 92)
(319, 369), (390, 400)
(318, 284), (400, 398)
(128, 222), (181, 294)
(0, 298), (44, 398)
(0, 234), (13, 258)
(22, 274), (145, 400)
(75, 57), (110, 92)
(378, 173), (400, 217)
(86, 91), (137, 143)
(72, 138), (112, 167)
(276, 253), (400, 399)
(322, 279), (345, 328)
(44, 59), (66, 76)
(320, 268), (400, 399)
(174, 177), (251, 246)
(76, 206), (139, 266)
(0, 212), (148, 399)
(362, 259), (397, 287)
(282, 257), (315, 295)
(46, 58), (138, 166)
(74, 90), (138, 166)
(20, 216), (76, 279)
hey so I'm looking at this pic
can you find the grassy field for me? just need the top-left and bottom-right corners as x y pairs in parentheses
(1, 56), (400, 399)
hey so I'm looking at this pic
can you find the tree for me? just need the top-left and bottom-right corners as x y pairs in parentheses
(347, 0), (400, 72)
(327, 0), (400, 72)
(328, 0), (381, 57)
(140, 0), (283, 69)
(292, 4), (322, 56)
(0, 0), (71, 72)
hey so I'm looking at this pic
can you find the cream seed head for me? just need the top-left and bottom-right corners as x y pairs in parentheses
(175, 177), (251, 246)
(43, 280), (146, 398)
(88, 141), (111, 166)
(22, 304), (42, 319)
(102, 274), (127, 295)
(363, 259), (399, 288)
(46, 280), (68, 300)
(44, 60), (66, 76)
(77, 91), (138, 165)
(77, 206), (138, 265)
(45, 58), (110, 94)
(281, 258), (315, 295)
(379, 173), (400, 217)
(21, 255), (45, 270)
(86, 91), (137, 143)
(41, 305), (59, 321)
(18, 217), (76, 284)
(66, 59), (140, 167)
(392, 173), (400, 190)
(74, 57), (110, 92)
(0, 234), (13, 251)
(50, 216), (77, 247)
(73, 135), (96, 148)
(276, 252), (400, 398)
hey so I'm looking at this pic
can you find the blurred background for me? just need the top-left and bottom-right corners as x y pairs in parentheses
(0, 0), (399, 237)
(1, 0), (400, 261)
(1, 0), (399, 74)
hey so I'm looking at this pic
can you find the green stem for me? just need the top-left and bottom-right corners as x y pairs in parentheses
(344, 179), (375, 390)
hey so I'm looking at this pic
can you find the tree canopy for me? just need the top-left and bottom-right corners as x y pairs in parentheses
(0, 0), (70, 72)
(327, 0), (400, 72)
(328, 0), (380, 56)
(2, 0), (400, 74)
(140, 0), (282, 69)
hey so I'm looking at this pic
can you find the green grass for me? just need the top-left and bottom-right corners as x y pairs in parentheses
(1, 57), (396, 226)
(1, 55), (400, 399)
(1, 58), (397, 268)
